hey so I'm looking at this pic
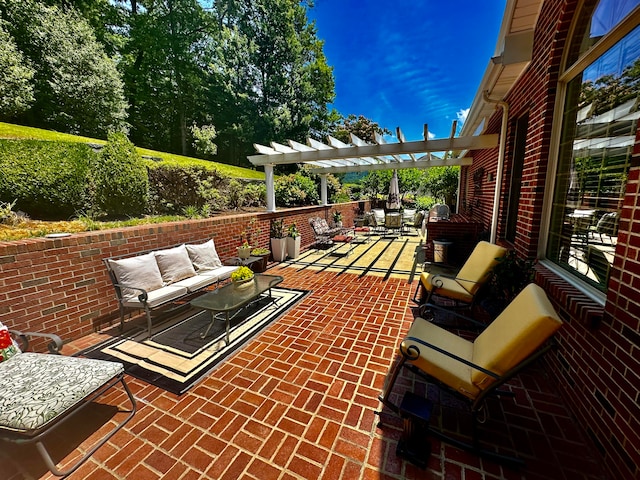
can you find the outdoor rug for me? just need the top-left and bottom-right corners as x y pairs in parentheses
(80, 287), (309, 395)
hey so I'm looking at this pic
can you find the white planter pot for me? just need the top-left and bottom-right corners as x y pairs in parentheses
(286, 236), (301, 259)
(270, 238), (287, 262)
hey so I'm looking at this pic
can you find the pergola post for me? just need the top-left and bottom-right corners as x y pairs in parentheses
(265, 164), (276, 212)
(320, 174), (328, 206)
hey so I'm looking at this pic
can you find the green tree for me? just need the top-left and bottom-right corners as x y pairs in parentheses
(330, 114), (392, 144)
(423, 166), (459, 208)
(209, 0), (336, 166)
(120, 0), (213, 155)
(0, 0), (128, 137)
(0, 22), (34, 118)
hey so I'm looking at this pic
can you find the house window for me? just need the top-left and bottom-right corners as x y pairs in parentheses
(546, 2), (639, 292)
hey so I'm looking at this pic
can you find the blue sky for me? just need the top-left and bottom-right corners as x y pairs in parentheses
(307, 0), (507, 142)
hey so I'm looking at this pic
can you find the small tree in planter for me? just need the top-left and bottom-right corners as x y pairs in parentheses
(270, 219), (287, 262)
(286, 223), (301, 259)
(332, 210), (343, 228)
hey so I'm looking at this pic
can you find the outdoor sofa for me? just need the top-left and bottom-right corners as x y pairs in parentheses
(104, 239), (238, 337)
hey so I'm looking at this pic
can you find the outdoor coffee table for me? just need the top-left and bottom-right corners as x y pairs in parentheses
(190, 274), (283, 343)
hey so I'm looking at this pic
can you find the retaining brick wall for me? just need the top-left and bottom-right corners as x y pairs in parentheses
(0, 202), (361, 349)
(460, 0), (640, 477)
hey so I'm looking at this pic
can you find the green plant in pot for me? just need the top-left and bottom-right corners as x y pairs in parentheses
(231, 266), (254, 288)
(482, 250), (536, 317)
(270, 219), (287, 262)
(251, 247), (271, 273)
(286, 223), (301, 259)
(332, 210), (343, 228)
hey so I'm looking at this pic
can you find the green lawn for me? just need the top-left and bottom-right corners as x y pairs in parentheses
(0, 122), (264, 180)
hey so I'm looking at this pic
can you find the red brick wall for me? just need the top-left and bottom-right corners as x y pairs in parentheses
(460, 0), (640, 477)
(0, 202), (361, 347)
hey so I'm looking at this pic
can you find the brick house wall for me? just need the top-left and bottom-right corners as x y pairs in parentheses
(459, 1), (640, 478)
(0, 202), (360, 349)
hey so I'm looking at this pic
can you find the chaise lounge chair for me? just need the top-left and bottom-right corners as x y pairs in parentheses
(0, 324), (136, 477)
(414, 240), (508, 309)
(378, 283), (562, 466)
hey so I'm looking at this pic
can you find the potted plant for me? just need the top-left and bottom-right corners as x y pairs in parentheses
(251, 247), (271, 273)
(286, 223), (301, 259)
(230, 265), (254, 288)
(237, 239), (251, 259)
(481, 250), (536, 317)
(332, 210), (343, 228)
(270, 219), (287, 262)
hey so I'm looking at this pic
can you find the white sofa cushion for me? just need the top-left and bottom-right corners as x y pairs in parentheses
(186, 239), (223, 271)
(109, 252), (164, 302)
(155, 245), (196, 284)
(205, 265), (238, 281)
(122, 285), (188, 308)
(173, 273), (218, 292)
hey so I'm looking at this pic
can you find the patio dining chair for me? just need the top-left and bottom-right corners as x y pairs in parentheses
(414, 240), (508, 309)
(0, 324), (137, 478)
(378, 283), (562, 466)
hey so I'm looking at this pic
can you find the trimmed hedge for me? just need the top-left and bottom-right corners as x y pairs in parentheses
(0, 139), (95, 218)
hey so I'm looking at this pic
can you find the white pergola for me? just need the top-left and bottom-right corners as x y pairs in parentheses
(248, 122), (498, 212)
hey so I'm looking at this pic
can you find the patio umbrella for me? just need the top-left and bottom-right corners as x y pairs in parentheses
(386, 170), (402, 211)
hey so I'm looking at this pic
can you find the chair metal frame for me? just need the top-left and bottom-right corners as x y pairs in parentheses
(377, 299), (560, 467)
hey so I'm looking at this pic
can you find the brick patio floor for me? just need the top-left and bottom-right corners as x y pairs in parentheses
(1, 264), (608, 480)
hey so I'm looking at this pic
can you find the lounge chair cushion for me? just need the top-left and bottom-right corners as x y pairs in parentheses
(455, 241), (508, 295)
(0, 353), (123, 433)
(420, 273), (475, 303)
(109, 252), (164, 302)
(186, 239), (223, 271)
(472, 284), (562, 389)
(402, 318), (479, 399)
(154, 245), (197, 284)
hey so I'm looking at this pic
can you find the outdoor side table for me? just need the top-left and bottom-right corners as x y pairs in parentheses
(224, 255), (263, 270)
(190, 274), (283, 343)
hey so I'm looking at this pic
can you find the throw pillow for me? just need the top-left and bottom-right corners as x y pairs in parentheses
(0, 322), (21, 363)
(186, 239), (223, 271)
(155, 245), (197, 284)
(109, 252), (164, 301)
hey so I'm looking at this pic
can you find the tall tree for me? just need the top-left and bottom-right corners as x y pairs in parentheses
(121, 0), (213, 155)
(0, 22), (34, 119)
(209, 0), (335, 166)
(0, 0), (128, 137)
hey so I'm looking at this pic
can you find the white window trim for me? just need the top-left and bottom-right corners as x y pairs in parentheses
(538, 4), (640, 305)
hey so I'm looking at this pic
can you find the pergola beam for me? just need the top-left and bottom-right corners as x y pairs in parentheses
(309, 156), (473, 175)
(249, 134), (497, 166)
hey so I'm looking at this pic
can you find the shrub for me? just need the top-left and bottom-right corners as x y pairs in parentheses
(275, 173), (318, 207)
(147, 163), (226, 214)
(90, 132), (148, 217)
(0, 139), (94, 219)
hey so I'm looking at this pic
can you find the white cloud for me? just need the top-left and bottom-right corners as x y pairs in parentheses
(457, 108), (470, 125)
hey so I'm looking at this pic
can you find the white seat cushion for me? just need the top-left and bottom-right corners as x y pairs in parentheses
(109, 252), (164, 302)
(173, 273), (218, 292)
(122, 285), (188, 308)
(207, 265), (238, 281)
(0, 353), (123, 433)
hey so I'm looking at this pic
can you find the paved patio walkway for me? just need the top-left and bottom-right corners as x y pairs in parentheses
(1, 262), (608, 480)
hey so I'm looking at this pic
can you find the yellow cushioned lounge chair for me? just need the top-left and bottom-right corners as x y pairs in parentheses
(415, 240), (508, 308)
(379, 283), (562, 465)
